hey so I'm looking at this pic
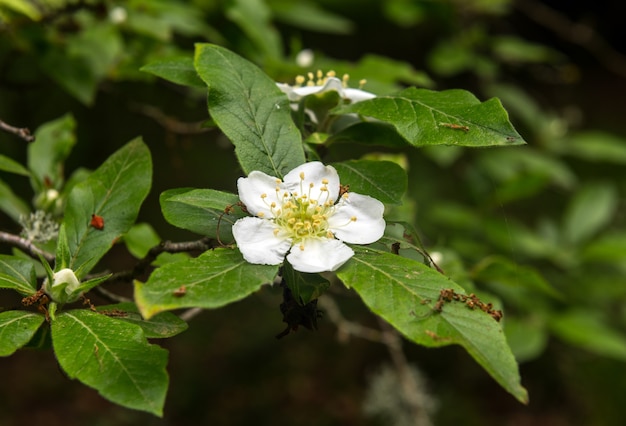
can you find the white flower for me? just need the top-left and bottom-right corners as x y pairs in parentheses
(43, 268), (81, 304)
(277, 70), (375, 104)
(232, 162), (385, 273)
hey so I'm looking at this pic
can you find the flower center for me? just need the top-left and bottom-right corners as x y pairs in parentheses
(294, 69), (367, 89)
(261, 173), (336, 245)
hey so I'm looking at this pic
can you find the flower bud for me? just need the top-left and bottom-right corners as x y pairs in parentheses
(43, 268), (81, 304)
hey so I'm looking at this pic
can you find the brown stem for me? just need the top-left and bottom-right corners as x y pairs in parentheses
(0, 119), (35, 142)
(378, 319), (431, 424)
(107, 237), (217, 283)
(318, 295), (387, 343)
(0, 231), (54, 263)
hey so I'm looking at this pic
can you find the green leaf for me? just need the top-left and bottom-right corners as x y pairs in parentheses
(472, 255), (563, 300)
(67, 274), (111, 303)
(335, 88), (525, 147)
(337, 247), (528, 403)
(0, 154), (30, 176)
(0, 311), (45, 356)
(134, 248), (278, 319)
(0, 0), (42, 20)
(224, 0), (282, 60)
(0, 179), (29, 222)
(55, 224), (71, 271)
(332, 160), (407, 205)
(549, 310), (626, 361)
(124, 223), (161, 259)
(160, 188), (245, 240)
(582, 232), (626, 264)
(64, 138), (152, 276)
(491, 36), (562, 63)
(282, 261), (329, 305)
(97, 303), (188, 339)
(564, 131), (626, 164)
(194, 44), (306, 178)
(477, 148), (576, 190)
(51, 310), (169, 416)
(563, 182), (617, 245)
(327, 122), (410, 148)
(0, 254), (37, 295)
(271, 0), (354, 34)
(28, 114), (76, 192)
(140, 57), (205, 88)
(41, 23), (123, 104)
(503, 316), (548, 363)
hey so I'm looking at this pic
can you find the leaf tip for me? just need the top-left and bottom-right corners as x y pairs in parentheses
(133, 280), (159, 320)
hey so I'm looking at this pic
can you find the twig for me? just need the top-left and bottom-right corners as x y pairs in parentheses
(108, 237), (217, 283)
(321, 294), (432, 423)
(0, 231), (54, 263)
(0, 119), (35, 142)
(514, 0), (626, 79)
(318, 294), (386, 343)
(179, 308), (204, 322)
(377, 318), (431, 424)
(92, 286), (132, 304)
(131, 103), (211, 135)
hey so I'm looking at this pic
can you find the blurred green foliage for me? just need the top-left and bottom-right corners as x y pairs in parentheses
(1, 0), (626, 425)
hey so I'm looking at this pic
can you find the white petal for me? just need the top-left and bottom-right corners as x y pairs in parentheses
(286, 238), (354, 273)
(283, 161), (340, 203)
(317, 77), (345, 95)
(291, 85), (325, 98)
(232, 217), (291, 265)
(343, 87), (376, 103)
(328, 193), (385, 244)
(276, 83), (300, 101)
(283, 77), (345, 101)
(237, 171), (283, 217)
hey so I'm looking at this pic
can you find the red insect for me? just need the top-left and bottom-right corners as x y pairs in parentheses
(90, 214), (105, 230)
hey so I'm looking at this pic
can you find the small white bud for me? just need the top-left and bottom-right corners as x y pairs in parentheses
(295, 49), (314, 68)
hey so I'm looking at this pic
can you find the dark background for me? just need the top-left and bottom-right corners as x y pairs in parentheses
(1, 1), (626, 425)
